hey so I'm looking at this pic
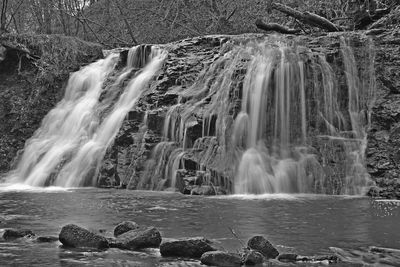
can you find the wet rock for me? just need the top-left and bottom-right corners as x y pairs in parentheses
(114, 221), (139, 237)
(242, 249), (264, 265)
(160, 237), (216, 258)
(147, 111), (165, 134)
(191, 185), (216, 195)
(59, 224), (109, 249)
(200, 251), (242, 267)
(247, 236), (279, 259)
(111, 227), (161, 250)
(1, 228), (35, 240)
(36, 236), (59, 243)
(277, 253), (298, 262)
(296, 254), (339, 263)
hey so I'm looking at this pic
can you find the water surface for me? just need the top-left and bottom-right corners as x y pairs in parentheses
(0, 188), (399, 266)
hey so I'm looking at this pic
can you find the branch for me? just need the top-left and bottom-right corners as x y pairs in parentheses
(226, 7), (237, 21)
(113, 0), (138, 45)
(255, 19), (301, 34)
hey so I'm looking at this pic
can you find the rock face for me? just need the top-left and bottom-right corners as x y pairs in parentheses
(160, 237), (216, 258)
(366, 28), (400, 199)
(2, 25), (400, 197)
(92, 30), (400, 198)
(247, 236), (279, 259)
(0, 34), (103, 176)
(113, 221), (139, 237)
(59, 224), (109, 249)
(110, 227), (161, 250)
(200, 251), (242, 267)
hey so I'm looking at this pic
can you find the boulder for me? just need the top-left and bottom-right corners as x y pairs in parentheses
(111, 227), (161, 250)
(247, 236), (279, 259)
(243, 249), (264, 265)
(200, 251), (242, 267)
(114, 221), (139, 237)
(59, 224), (109, 249)
(36, 236), (59, 243)
(1, 228), (34, 240)
(160, 237), (216, 258)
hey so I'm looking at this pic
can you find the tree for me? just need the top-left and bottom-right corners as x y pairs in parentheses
(1, 0), (8, 33)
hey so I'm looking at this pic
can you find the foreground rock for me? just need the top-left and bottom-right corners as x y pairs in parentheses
(201, 251), (242, 267)
(278, 253), (339, 264)
(59, 224), (109, 249)
(1, 228), (34, 240)
(160, 237), (216, 258)
(110, 227), (161, 250)
(113, 221), (139, 237)
(242, 249), (264, 265)
(247, 235), (279, 259)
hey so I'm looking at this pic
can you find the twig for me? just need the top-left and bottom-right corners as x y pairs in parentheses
(227, 226), (246, 247)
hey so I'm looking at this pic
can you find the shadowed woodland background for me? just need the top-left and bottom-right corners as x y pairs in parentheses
(1, 0), (399, 46)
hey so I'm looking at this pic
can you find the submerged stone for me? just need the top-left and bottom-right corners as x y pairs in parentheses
(59, 224), (109, 249)
(191, 185), (216, 195)
(200, 251), (242, 267)
(36, 236), (59, 243)
(296, 254), (339, 263)
(247, 236), (279, 259)
(111, 227), (161, 250)
(277, 253), (298, 262)
(160, 237), (216, 258)
(1, 228), (35, 240)
(113, 221), (140, 237)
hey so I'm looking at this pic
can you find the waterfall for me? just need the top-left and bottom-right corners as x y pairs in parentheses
(6, 46), (167, 187)
(142, 36), (375, 195)
(3, 34), (375, 195)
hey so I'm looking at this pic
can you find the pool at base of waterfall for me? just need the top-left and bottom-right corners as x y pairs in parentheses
(0, 188), (399, 266)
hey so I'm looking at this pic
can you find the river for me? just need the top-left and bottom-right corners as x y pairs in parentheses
(0, 187), (399, 266)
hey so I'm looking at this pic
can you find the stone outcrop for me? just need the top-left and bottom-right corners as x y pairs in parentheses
(59, 224), (109, 249)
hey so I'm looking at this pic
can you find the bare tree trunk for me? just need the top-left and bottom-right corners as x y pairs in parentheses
(40, 0), (52, 34)
(113, 0), (138, 44)
(1, 0), (8, 33)
(57, 0), (68, 35)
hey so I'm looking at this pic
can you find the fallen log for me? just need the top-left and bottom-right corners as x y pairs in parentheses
(271, 3), (342, 32)
(255, 19), (301, 34)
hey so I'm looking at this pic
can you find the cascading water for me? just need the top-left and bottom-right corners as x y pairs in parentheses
(3, 34), (375, 195)
(5, 45), (167, 187)
(141, 35), (375, 195)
